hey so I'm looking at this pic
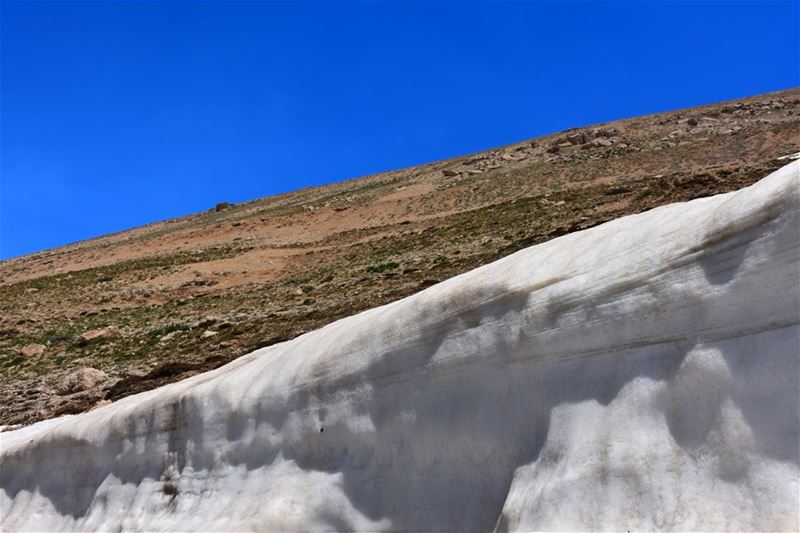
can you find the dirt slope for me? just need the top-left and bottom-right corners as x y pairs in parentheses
(1, 88), (798, 427)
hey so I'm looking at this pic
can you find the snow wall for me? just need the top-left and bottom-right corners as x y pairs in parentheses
(2, 162), (799, 532)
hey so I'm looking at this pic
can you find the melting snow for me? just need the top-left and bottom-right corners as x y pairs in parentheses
(1, 162), (799, 531)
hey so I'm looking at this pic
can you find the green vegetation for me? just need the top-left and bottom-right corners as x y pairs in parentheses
(366, 261), (399, 273)
(0, 244), (247, 307)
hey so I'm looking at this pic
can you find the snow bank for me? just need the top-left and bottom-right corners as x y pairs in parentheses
(2, 162), (799, 532)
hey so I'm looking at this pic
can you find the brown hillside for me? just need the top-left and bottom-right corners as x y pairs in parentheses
(1, 88), (799, 427)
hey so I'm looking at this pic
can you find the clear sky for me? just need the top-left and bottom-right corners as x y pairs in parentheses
(1, 1), (798, 259)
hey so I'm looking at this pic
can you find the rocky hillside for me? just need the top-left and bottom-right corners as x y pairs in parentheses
(3, 160), (798, 531)
(1, 88), (799, 427)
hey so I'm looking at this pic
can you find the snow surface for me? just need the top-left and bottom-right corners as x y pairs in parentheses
(2, 162), (799, 532)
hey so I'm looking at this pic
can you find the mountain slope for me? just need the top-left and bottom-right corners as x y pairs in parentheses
(1, 88), (799, 426)
(2, 161), (798, 531)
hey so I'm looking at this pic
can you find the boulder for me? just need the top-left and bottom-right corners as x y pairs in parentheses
(566, 132), (586, 145)
(591, 127), (618, 138)
(463, 156), (488, 166)
(58, 367), (109, 395)
(591, 137), (613, 147)
(19, 344), (46, 358)
(79, 328), (119, 345)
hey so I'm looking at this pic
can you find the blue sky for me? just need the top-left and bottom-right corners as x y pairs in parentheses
(1, 1), (798, 260)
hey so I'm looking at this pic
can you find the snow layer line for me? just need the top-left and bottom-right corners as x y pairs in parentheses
(2, 162), (799, 531)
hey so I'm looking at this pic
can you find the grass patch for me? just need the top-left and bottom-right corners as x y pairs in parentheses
(366, 261), (399, 274)
(147, 323), (190, 339)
